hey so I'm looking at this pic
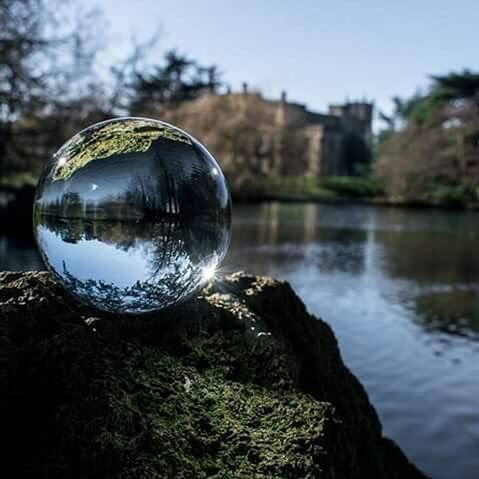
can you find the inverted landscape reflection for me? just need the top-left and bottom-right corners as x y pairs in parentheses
(36, 218), (225, 313)
(34, 118), (231, 313)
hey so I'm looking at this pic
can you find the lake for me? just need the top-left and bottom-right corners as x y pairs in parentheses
(2, 202), (479, 478)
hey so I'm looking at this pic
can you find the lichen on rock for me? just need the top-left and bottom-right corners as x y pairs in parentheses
(2, 271), (427, 478)
(52, 119), (192, 181)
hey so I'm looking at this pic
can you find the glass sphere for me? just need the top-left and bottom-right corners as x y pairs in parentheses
(34, 117), (231, 314)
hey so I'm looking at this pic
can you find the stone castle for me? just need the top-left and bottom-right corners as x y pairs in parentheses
(271, 89), (373, 176)
(162, 86), (373, 181)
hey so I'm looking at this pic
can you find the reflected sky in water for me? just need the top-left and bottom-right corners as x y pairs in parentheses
(225, 202), (479, 479)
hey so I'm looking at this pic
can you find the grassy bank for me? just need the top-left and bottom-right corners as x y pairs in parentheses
(232, 175), (479, 209)
(420, 183), (479, 209)
(232, 175), (384, 202)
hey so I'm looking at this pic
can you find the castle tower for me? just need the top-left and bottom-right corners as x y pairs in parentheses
(329, 101), (373, 147)
(272, 90), (289, 175)
(328, 101), (373, 175)
(275, 90), (287, 126)
(346, 102), (373, 146)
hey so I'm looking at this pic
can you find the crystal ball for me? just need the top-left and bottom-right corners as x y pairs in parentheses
(34, 117), (231, 314)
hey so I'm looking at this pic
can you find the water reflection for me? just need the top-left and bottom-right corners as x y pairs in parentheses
(226, 202), (479, 479)
(380, 230), (479, 284)
(414, 289), (479, 340)
(2, 201), (479, 477)
(229, 202), (479, 341)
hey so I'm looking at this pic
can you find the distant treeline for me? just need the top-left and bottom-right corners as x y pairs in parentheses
(1, 0), (478, 208)
(374, 71), (479, 207)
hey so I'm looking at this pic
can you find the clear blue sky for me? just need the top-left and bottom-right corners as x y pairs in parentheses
(82, 0), (477, 127)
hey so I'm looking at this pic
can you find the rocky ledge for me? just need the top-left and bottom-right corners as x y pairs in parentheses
(2, 271), (427, 478)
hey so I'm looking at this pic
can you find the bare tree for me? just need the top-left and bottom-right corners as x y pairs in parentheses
(0, 0), (106, 178)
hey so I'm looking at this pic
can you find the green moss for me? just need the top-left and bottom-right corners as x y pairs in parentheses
(4, 271), (426, 478)
(116, 360), (336, 478)
(52, 119), (192, 182)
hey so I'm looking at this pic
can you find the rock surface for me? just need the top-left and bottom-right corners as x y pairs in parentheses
(3, 271), (427, 478)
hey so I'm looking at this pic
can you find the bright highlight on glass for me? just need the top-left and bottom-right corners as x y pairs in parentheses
(34, 117), (231, 314)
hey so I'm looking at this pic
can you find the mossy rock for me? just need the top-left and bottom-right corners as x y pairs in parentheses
(2, 271), (427, 478)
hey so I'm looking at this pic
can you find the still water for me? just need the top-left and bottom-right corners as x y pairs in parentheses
(2, 202), (478, 478)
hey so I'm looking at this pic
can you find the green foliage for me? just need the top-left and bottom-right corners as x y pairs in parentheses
(0, 172), (37, 188)
(379, 69), (479, 132)
(233, 175), (383, 200)
(320, 176), (384, 198)
(377, 94), (429, 131)
(234, 176), (331, 200)
(422, 183), (477, 208)
(129, 50), (222, 114)
(378, 91), (444, 130)
(375, 69), (479, 208)
(432, 70), (479, 101)
(405, 93), (443, 126)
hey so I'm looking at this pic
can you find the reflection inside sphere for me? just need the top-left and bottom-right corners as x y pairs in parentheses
(34, 118), (231, 314)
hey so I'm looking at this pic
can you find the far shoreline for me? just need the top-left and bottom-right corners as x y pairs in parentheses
(1, 184), (478, 220)
(232, 192), (479, 212)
